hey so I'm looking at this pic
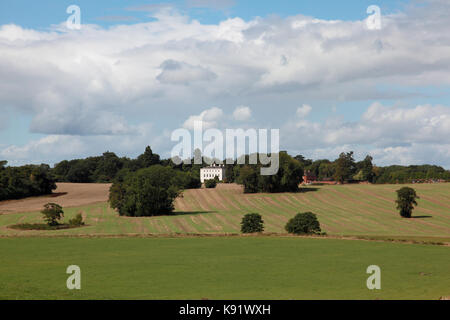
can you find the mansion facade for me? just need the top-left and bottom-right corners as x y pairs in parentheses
(200, 163), (226, 183)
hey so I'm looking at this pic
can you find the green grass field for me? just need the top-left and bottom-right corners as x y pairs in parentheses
(0, 237), (449, 300)
(1, 183), (449, 242)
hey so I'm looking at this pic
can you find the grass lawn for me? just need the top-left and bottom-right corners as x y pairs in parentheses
(0, 237), (449, 300)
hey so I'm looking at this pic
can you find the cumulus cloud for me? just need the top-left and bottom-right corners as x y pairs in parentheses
(296, 104), (312, 118)
(233, 106), (252, 121)
(1, 2), (450, 136)
(1, 1), (450, 167)
(157, 59), (217, 85)
(183, 107), (224, 130)
(284, 103), (450, 167)
(0, 122), (163, 166)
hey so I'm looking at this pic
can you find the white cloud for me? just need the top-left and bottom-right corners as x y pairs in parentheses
(233, 106), (252, 121)
(183, 107), (224, 130)
(284, 103), (450, 167)
(0, 1), (449, 136)
(157, 59), (217, 85)
(0, 122), (161, 166)
(1, 1), (450, 168)
(296, 104), (312, 118)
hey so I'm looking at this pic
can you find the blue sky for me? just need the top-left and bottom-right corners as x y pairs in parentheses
(1, 0), (450, 168)
(0, 0), (408, 28)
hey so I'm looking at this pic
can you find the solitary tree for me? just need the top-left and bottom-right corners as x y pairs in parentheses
(396, 187), (419, 218)
(241, 213), (264, 233)
(41, 203), (64, 226)
(285, 212), (321, 235)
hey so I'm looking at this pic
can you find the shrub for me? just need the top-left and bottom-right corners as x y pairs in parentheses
(285, 212), (321, 235)
(396, 187), (419, 218)
(204, 179), (218, 189)
(241, 213), (264, 233)
(69, 213), (85, 226)
(9, 223), (73, 231)
(41, 203), (64, 226)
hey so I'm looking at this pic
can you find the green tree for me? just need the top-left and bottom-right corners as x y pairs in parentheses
(395, 187), (419, 218)
(0, 164), (56, 201)
(285, 212), (321, 235)
(109, 182), (127, 212)
(66, 160), (92, 183)
(239, 165), (259, 193)
(241, 213), (264, 233)
(137, 146), (160, 168)
(356, 155), (374, 182)
(294, 155), (313, 168)
(92, 152), (123, 182)
(237, 152), (303, 193)
(205, 179), (218, 189)
(334, 151), (356, 183)
(109, 165), (181, 217)
(318, 161), (335, 180)
(41, 203), (64, 226)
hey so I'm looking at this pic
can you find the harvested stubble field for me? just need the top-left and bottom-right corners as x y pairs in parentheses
(0, 182), (449, 242)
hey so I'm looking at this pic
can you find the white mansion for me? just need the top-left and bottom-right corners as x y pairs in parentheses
(200, 163), (226, 183)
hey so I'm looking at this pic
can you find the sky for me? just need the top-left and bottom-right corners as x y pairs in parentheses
(0, 0), (450, 168)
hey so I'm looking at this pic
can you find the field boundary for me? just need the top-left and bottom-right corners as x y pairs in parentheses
(1, 232), (448, 246)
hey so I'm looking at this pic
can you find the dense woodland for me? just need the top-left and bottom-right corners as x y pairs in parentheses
(1, 146), (449, 202)
(0, 161), (56, 201)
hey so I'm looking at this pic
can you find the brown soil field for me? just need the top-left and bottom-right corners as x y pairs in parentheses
(0, 183), (111, 214)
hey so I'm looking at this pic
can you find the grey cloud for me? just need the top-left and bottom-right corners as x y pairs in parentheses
(29, 106), (133, 136)
(157, 60), (217, 85)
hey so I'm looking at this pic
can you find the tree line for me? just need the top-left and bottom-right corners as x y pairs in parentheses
(294, 152), (450, 184)
(0, 161), (56, 201)
(43, 147), (450, 186)
(1, 147), (449, 203)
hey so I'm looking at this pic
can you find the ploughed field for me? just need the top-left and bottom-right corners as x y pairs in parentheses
(0, 183), (110, 215)
(0, 183), (449, 240)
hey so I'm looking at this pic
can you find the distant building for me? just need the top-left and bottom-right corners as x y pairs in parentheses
(200, 163), (226, 183)
(302, 170), (317, 184)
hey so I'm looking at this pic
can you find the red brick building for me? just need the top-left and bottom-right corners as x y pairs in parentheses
(302, 170), (317, 184)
